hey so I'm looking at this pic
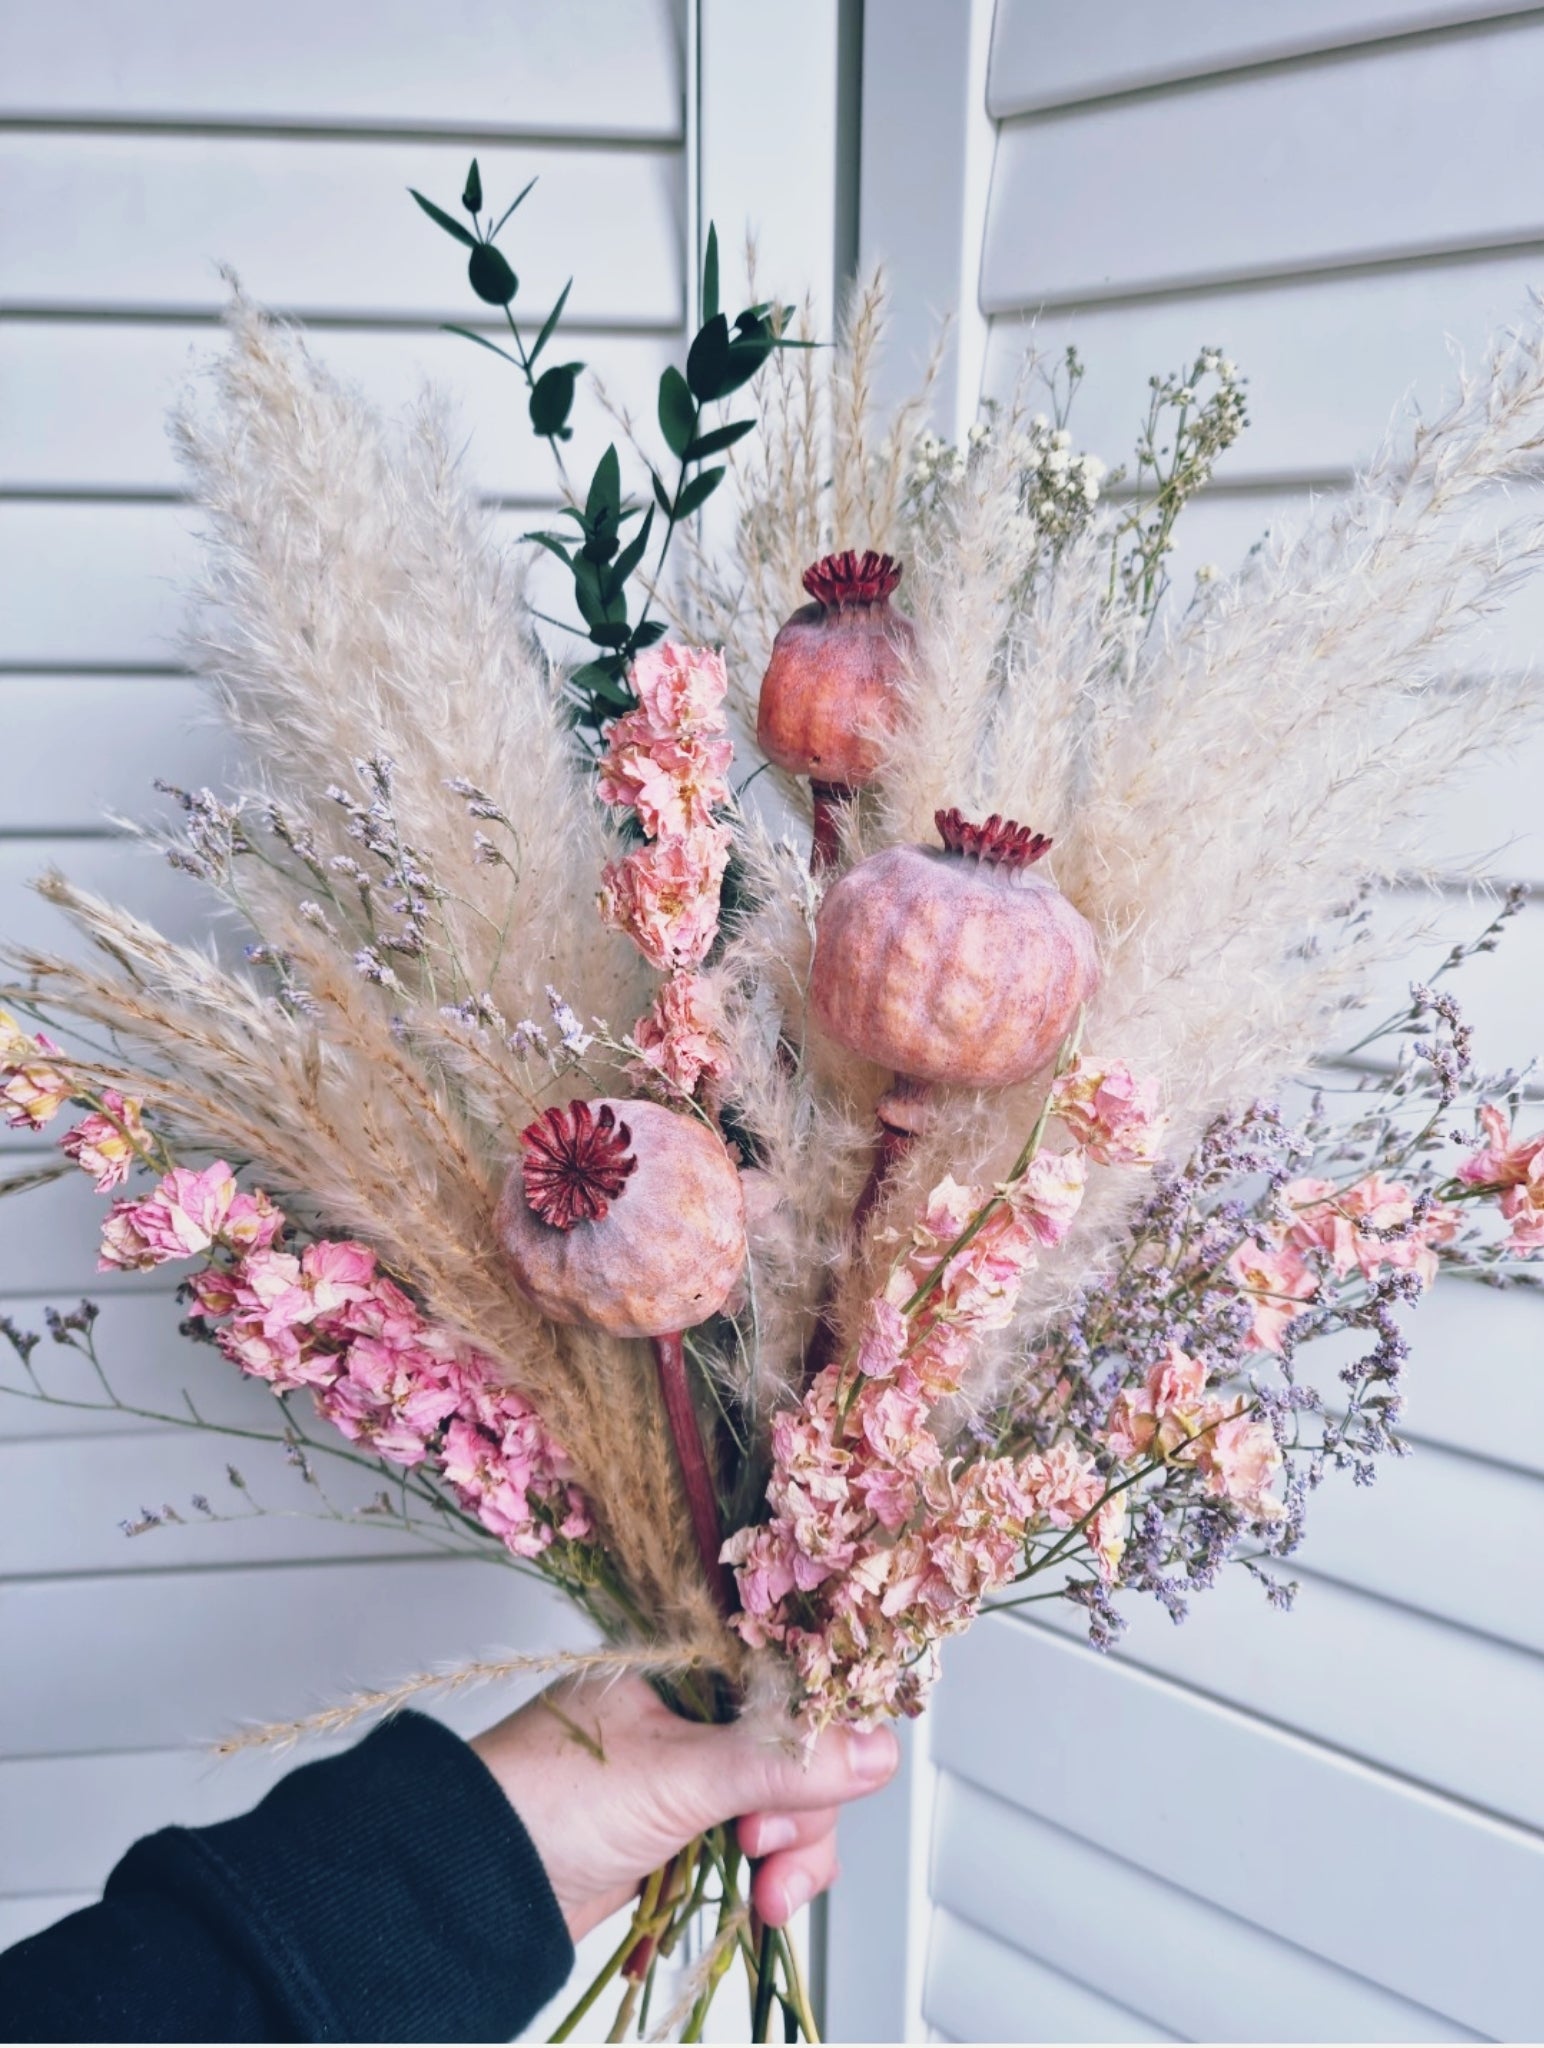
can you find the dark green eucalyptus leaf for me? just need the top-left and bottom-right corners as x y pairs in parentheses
(579, 528), (620, 565)
(523, 532), (575, 566)
(702, 222), (720, 324)
(652, 469), (674, 517)
(631, 620), (668, 649)
(657, 364), (697, 459)
(568, 659), (633, 707)
(529, 279), (573, 368)
(490, 174), (540, 239)
(685, 418), (754, 461)
(685, 313), (732, 403)
(586, 445), (622, 528)
(715, 338), (774, 397)
(529, 363), (580, 437)
(409, 188), (478, 249)
(605, 502), (655, 597)
(441, 324), (521, 366)
(587, 619), (633, 649)
(468, 243), (518, 305)
(571, 554), (607, 626)
(673, 466), (725, 519)
(462, 159), (483, 214)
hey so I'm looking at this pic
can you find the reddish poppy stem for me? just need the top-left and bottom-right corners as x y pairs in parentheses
(653, 1332), (736, 1614)
(809, 779), (853, 874)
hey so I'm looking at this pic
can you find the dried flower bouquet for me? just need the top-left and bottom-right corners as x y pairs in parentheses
(4, 169), (1544, 2040)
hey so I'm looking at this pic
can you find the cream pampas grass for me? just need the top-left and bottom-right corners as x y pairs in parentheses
(690, 277), (1544, 1377)
(4, 299), (726, 1654)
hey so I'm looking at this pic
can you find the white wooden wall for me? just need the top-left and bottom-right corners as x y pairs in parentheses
(837, 5), (1544, 2041)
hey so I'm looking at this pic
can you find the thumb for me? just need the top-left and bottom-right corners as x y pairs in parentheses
(685, 1713), (900, 1828)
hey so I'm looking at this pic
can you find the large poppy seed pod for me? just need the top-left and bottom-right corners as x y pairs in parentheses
(497, 1098), (746, 1340)
(756, 549), (914, 869)
(810, 808), (1101, 1090)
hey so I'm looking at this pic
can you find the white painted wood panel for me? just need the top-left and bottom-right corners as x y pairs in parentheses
(931, 1773), (1478, 2042)
(1296, 1438), (1544, 1653)
(986, 1), (1541, 118)
(923, 1907), (1175, 2045)
(0, 677), (231, 832)
(0, 1428), (443, 1577)
(0, 503), (575, 669)
(0, 0), (681, 137)
(0, 134), (682, 324)
(0, 1289), (277, 1440)
(985, 248), (1544, 483)
(0, 1164), (184, 1300)
(0, 322), (675, 500)
(1020, 1560), (1544, 1832)
(983, 17), (1544, 312)
(0, 1895), (94, 1948)
(0, 834), (218, 960)
(933, 1616), (1543, 2040)
(1394, 1278), (1544, 1471)
(0, 1555), (591, 1756)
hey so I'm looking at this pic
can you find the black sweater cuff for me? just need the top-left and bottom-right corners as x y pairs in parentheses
(109, 1710), (574, 2041)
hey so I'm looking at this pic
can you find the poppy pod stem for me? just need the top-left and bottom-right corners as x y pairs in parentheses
(809, 779), (853, 873)
(652, 1331), (736, 1614)
(802, 1077), (933, 1381)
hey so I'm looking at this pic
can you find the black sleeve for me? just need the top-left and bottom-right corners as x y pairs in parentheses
(0, 1710), (575, 2042)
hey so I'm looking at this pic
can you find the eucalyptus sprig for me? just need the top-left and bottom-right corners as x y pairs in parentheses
(412, 167), (812, 737)
(410, 160), (583, 479)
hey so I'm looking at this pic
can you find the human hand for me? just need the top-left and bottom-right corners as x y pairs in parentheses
(470, 1673), (899, 1941)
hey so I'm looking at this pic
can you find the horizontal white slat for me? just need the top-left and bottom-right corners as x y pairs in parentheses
(985, 1), (1539, 116)
(0, 321), (677, 500)
(931, 1773), (1476, 2042)
(0, 1553), (587, 1755)
(1395, 1276), (1544, 1472)
(0, 134), (682, 324)
(0, 1290), (279, 1440)
(1295, 1433), (1544, 1655)
(0, 501), (584, 668)
(1026, 1560), (1544, 1831)
(923, 1905), (1172, 2045)
(985, 247), (1544, 483)
(0, 1164), (180, 1300)
(0, 1740), (348, 1894)
(0, 501), (199, 667)
(0, 833), (217, 956)
(0, 677), (232, 832)
(933, 1617), (1543, 2041)
(0, 1894), (95, 1949)
(0, 1426), (443, 1576)
(0, 0), (680, 137)
(1349, 886), (1544, 1071)
(983, 17), (1544, 312)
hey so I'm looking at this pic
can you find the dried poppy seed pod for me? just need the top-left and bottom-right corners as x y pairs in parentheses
(756, 549), (914, 869)
(810, 808), (1100, 1091)
(497, 1098), (746, 1340)
(498, 1097), (746, 1612)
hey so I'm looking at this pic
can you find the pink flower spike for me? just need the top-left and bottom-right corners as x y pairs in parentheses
(629, 972), (732, 1099)
(61, 1091), (149, 1192)
(1050, 1056), (1168, 1167)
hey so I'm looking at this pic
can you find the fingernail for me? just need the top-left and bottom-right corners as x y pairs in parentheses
(751, 1815), (797, 1854)
(847, 1727), (899, 1784)
(779, 1868), (814, 1917)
